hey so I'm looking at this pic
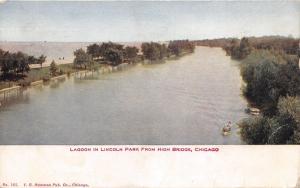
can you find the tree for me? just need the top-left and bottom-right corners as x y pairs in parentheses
(0, 51), (31, 77)
(240, 116), (272, 144)
(37, 55), (47, 69)
(0, 49), (4, 57)
(225, 39), (240, 57)
(141, 42), (163, 61)
(168, 42), (181, 56)
(224, 37), (252, 59)
(87, 43), (101, 58)
(0, 49), (48, 80)
(240, 49), (300, 115)
(239, 37), (252, 59)
(241, 59), (279, 114)
(124, 46), (138, 60)
(15, 52), (31, 74)
(87, 42), (127, 65)
(241, 97), (300, 144)
(277, 96), (299, 120)
(73, 48), (93, 69)
(50, 60), (58, 76)
(268, 96), (300, 144)
(276, 61), (300, 97)
(99, 42), (124, 57)
(159, 44), (169, 59)
(268, 113), (297, 144)
(0, 51), (13, 76)
(104, 48), (123, 66)
(168, 40), (195, 56)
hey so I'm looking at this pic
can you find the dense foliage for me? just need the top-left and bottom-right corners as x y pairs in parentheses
(0, 49), (46, 80)
(248, 36), (299, 55)
(104, 48), (124, 66)
(240, 96), (300, 144)
(168, 40), (195, 56)
(141, 40), (195, 61)
(224, 37), (252, 59)
(50, 60), (58, 76)
(73, 48), (93, 69)
(124, 46), (139, 60)
(219, 36), (300, 144)
(86, 40), (194, 64)
(195, 36), (299, 57)
(86, 42), (139, 66)
(196, 36), (300, 144)
(141, 42), (168, 61)
(241, 50), (300, 115)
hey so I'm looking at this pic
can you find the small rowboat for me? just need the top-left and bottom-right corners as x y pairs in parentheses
(245, 107), (260, 115)
(222, 125), (231, 136)
(250, 108), (260, 115)
(222, 131), (231, 136)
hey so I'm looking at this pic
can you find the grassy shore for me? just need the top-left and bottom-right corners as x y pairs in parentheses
(0, 63), (85, 90)
(0, 51), (193, 91)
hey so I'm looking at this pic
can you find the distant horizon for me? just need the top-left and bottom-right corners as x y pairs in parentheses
(0, 1), (299, 42)
(0, 34), (298, 43)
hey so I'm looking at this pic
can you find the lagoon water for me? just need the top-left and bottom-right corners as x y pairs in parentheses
(0, 46), (248, 144)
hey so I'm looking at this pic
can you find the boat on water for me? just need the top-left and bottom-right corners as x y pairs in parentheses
(222, 121), (232, 136)
(245, 107), (260, 115)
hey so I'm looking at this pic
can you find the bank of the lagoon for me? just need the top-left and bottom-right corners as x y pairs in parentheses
(0, 47), (248, 144)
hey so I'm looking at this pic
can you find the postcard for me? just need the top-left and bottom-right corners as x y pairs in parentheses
(0, 0), (299, 187)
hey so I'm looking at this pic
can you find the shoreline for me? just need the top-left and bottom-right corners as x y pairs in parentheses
(0, 46), (246, 144)
(0, 51), (193, 102)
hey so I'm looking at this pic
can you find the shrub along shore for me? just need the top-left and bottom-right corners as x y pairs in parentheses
(197, 36), (300, 144)
(0, 40), (195, 90)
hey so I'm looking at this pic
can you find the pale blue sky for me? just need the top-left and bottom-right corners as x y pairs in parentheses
(0, 1), (299, 42)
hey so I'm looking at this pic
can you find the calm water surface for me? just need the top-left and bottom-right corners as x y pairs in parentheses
(0, 47), (248, 144)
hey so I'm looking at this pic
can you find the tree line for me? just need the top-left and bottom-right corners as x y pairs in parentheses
(195, 36), (299, 58)
(74, 40), (195, 68)
(73, 42), (139, 68)
(239, 48), (300, 144)
(246, 36), (298, 55)
(0, 49), (46, 80)
(211, 36), (300, 144)
(0, 40), (195, 84)
(141, 40), (195, 61)
(240, 96), (300, 144)
(74, 42), (139, 67)
(223, 37), (252, 59)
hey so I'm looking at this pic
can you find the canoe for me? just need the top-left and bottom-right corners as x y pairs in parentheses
(222, 131), (230, 136)
(245, 107), (260, 115)
(222, 126), (231, 136)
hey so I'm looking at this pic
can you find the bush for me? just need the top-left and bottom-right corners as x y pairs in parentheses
(168, 40), (195, 56)
(59, 69), (64, 75)
(42, 76), (50, 82)
(224, 37), (252, 59)
(50, 60), (58, 76)
(240, 50), (300, 115)
(141, 42), (164, 61)
(268, 114), (297, 144)
(241, 96), (300, 144)
(240, 116), (272, 144)
(277, 96), (298, 119)
(18, 80), (31, 87)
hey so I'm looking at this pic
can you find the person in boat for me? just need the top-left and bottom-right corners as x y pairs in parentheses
(223, 121), (232, 132)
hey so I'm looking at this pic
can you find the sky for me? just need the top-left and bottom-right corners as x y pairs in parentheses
(0, 1), (299, 42)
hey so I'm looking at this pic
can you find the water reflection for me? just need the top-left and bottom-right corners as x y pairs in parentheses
(0, 90), (30, 108)
(0, 47), (248, 144)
